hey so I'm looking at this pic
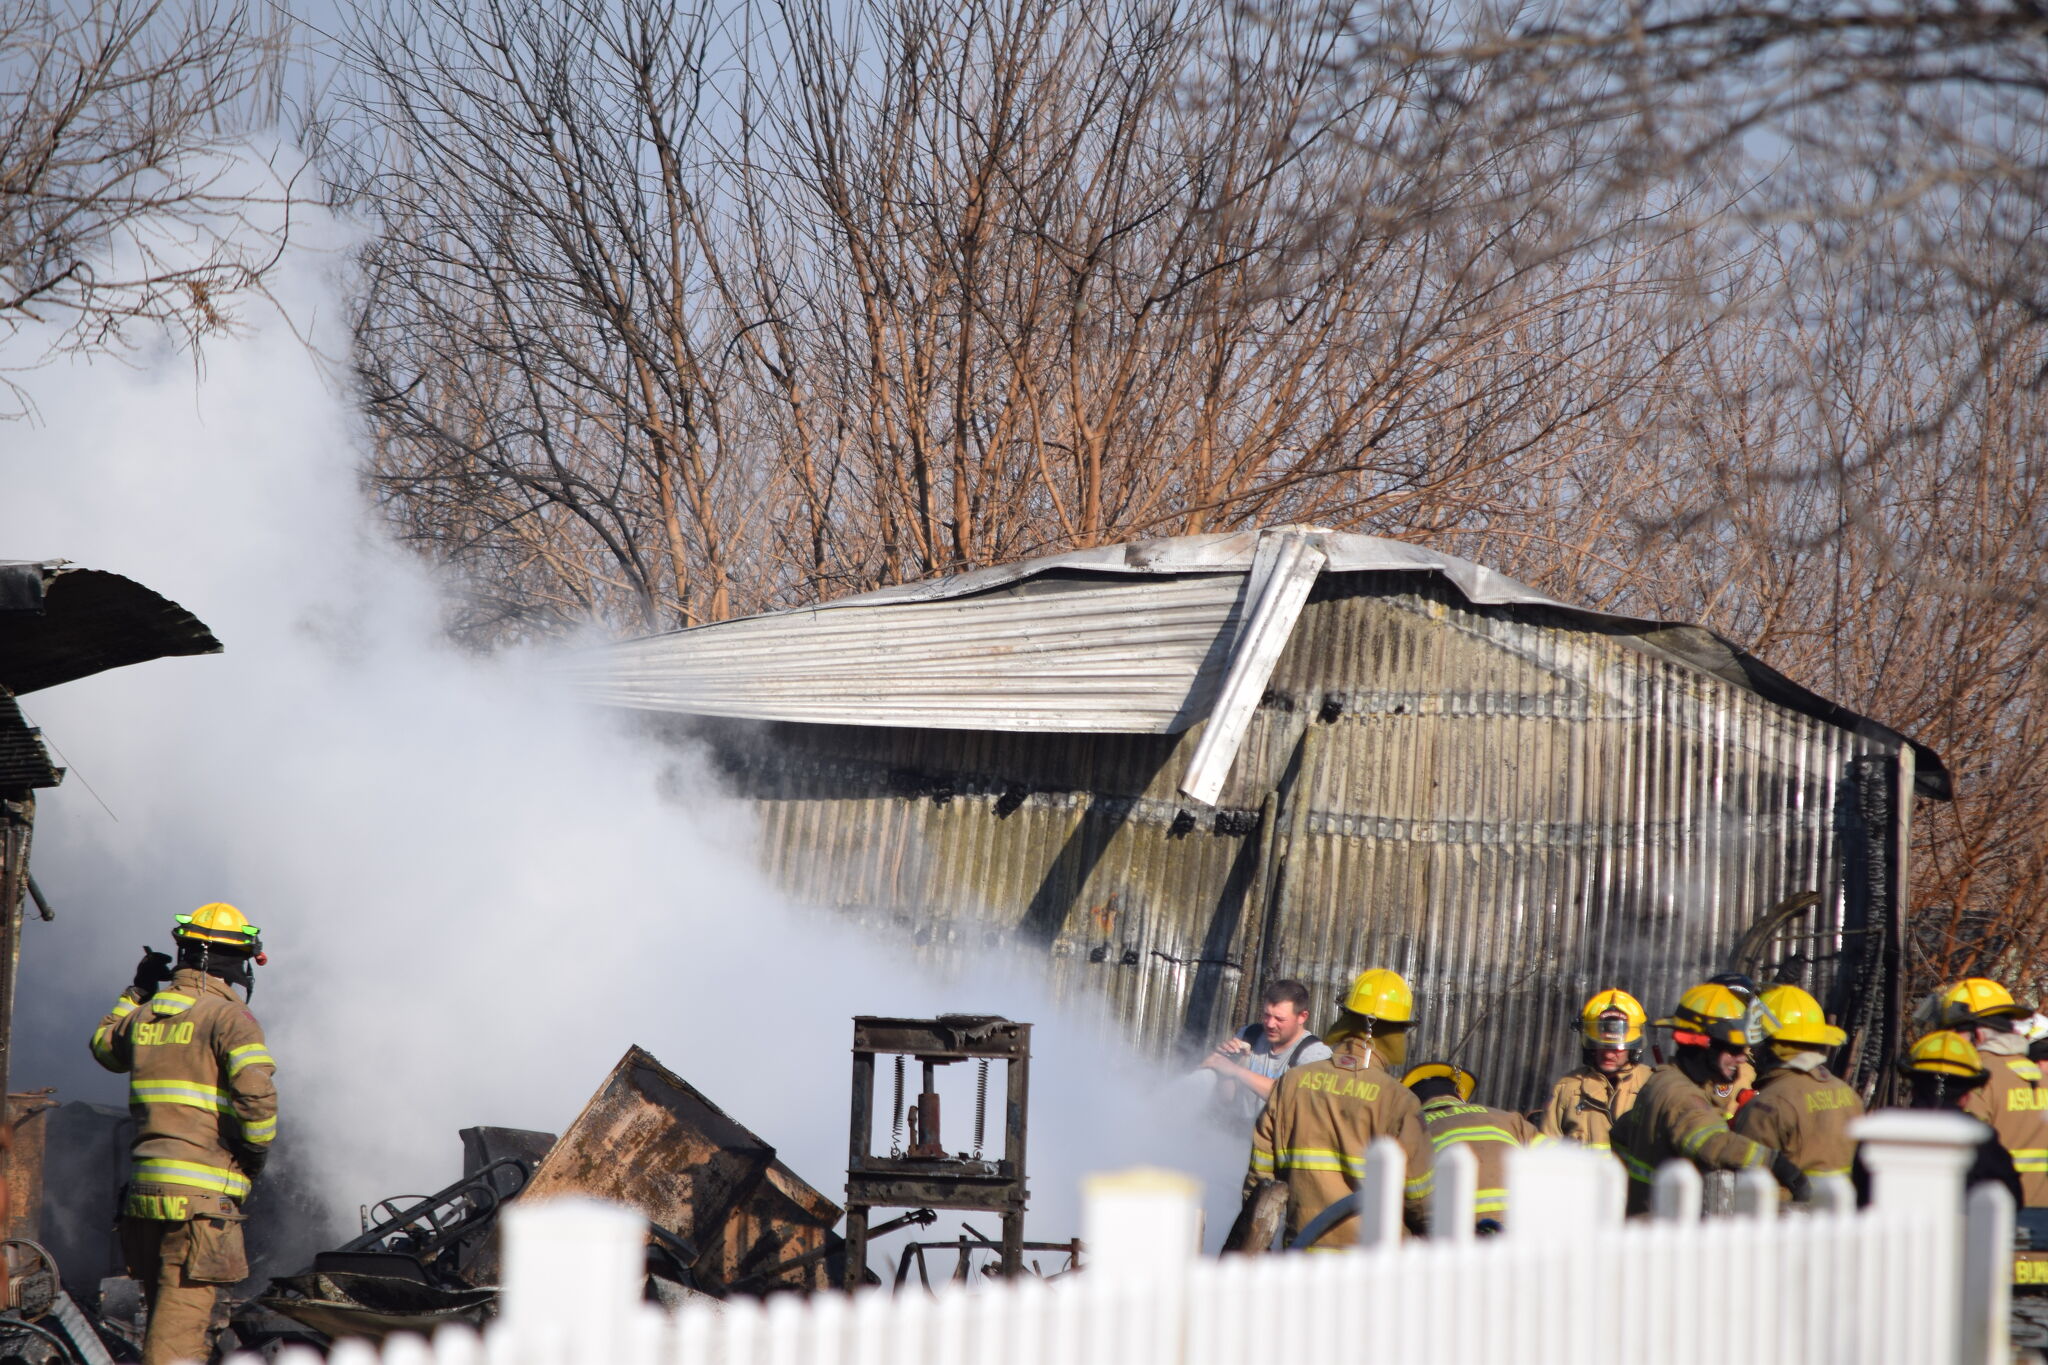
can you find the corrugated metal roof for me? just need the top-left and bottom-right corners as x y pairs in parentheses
(0, 692), (61, 793)
(0, 563), (221, 695)
(581, 528), (1948, 799)
(706, 570), (1911, 1110)
(578, 572), (1251, 733)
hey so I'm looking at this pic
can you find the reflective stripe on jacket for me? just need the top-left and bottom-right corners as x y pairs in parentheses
(1247, 1038), (1433, 1248)
(1538, 1063), (1650, 1150)
(1610, 1063), (1775, 1215)
(1730, 1062), (1863, 1184)
(1420, 1097), (1544, 1219)
(1965, 1050), (2048, 1207)
(90, 968), (277, 1211)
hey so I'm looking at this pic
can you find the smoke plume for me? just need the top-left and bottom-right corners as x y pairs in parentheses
(0, 198), (1244, 1275)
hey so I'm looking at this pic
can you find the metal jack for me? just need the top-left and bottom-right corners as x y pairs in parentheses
(844, 1015), (1030, 1285)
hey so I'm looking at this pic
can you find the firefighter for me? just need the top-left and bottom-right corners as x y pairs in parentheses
(1918, 977), (2048, 1204)
(1729, 983), (1863, 1192)
(1246, 967), (1433, 1247)
(1703, 972), (1761, 1115)
(90, 904), (277, 1365)
(1852, 1031), (2021, 1208)
(1539, 988), (1651, 1149)
(1403, 1060), (1544, 1230)
(1609, 981), (1809, 1214)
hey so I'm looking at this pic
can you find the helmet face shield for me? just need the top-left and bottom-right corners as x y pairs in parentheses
(1743, 996), (1779, 1046)
(1591, 1009), (1631, 1048)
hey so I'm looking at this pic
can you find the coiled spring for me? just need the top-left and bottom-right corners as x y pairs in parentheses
(891, 1054), (906, 1158)
(973, 1058), (989, 1158)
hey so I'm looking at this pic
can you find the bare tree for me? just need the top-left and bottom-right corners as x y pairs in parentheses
(330, 0), (2048, 998)
(339, 0), (1697, 632)
(0, 0), (294, 412)
(1273, 0), (2048, 596)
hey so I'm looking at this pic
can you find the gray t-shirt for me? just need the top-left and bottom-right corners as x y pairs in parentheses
(1221, 1026), (1332, 1123)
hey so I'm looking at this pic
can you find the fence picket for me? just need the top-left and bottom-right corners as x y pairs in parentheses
(384, 1112), (1999, 1365)
(1431, 1142), (1477, 1241)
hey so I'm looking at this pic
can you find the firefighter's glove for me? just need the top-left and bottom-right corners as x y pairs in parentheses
(132, 948), (174, 994)
(1769, 1150), (1811, 1202)
(236, 1145), (269, 1181)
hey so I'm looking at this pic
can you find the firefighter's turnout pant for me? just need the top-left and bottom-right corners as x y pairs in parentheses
(119, 1188), (248, 1365)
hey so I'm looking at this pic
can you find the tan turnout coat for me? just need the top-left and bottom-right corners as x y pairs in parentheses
(1610, 1064), (1775, 1215)
(1247, 1039), (1433, 1248)
(1965, 1045), (2048, 1206)
(1539, 1062), (1650, 1150)
(1731, 1062), (1863, 1182)
(92, 968), (278, 1217)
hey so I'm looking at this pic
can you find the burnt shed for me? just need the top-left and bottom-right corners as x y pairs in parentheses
(576, 528), (1945, 1109)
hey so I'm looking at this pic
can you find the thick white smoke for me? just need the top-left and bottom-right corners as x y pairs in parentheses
(0, 198), (1245, 1274)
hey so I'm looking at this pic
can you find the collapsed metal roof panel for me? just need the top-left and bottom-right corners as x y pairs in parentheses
(574, 572), (1249, 734)
(582, 528), (1948, 799)
(0, 562), (221, 696)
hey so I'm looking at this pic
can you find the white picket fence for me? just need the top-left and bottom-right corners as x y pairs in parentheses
(242, 1111), (2016, 1365)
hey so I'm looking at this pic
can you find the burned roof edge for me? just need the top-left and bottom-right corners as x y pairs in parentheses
(0, 562), (222, 696)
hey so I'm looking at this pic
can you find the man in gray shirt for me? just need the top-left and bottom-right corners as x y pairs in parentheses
(1201, 979), (1332, 1124)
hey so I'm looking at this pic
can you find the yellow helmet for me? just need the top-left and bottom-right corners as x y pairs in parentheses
(1579, 988), (1646, 1048)
(1916, 977), (2032, 1029)
(1655, 982), (1755, 1047)
(172, 902), (263, 953)
(1402, 1060), (1476, 1101)
(1758, 983), (1847, 1048)
(1898, 1030), (1990, 1083)
(1340, 968), (1414, 1024)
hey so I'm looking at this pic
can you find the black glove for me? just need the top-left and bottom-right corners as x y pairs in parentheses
(236, 1145), (269, 1181)
(1769, 1150), (1812, 1202)
(132, 947), (173, 994)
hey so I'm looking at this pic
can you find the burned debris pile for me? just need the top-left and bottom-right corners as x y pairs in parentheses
(4, 1020), (1070, 1361)
(240, 1046), (849, 1352)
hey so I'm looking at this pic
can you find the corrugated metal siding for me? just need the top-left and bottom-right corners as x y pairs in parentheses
(707, 572), (1893, 1111)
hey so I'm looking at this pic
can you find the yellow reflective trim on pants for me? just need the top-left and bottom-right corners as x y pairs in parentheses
(130, 1080), (232, 1113)
(122, 1192), (192, 1221)
(242, 1115), (277, 1144)
(133, 1158), (250, 1199)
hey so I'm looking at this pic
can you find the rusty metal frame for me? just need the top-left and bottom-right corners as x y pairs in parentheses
(844, 1016), (1029, 1284)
